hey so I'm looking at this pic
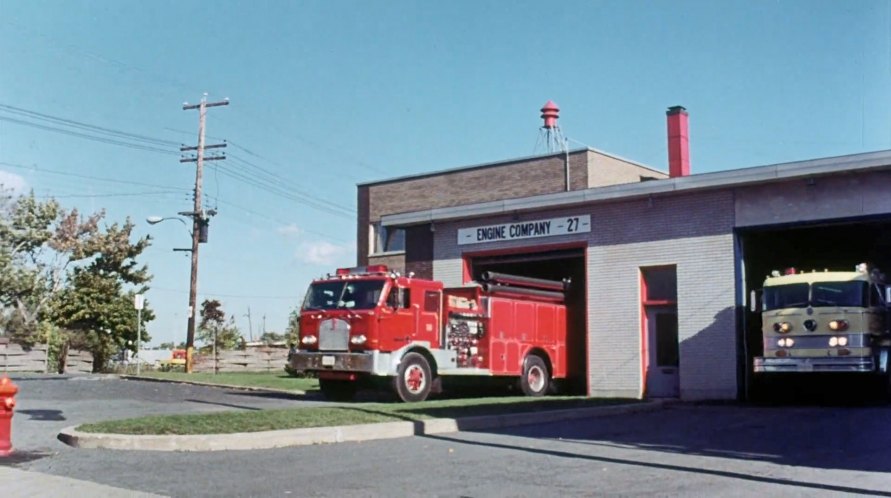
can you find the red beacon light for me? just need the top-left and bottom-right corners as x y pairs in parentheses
(784, 267), (797, 275)
(335, 265), (389, 276)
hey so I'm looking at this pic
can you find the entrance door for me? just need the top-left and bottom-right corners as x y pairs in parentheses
(646, 306), (679, 398)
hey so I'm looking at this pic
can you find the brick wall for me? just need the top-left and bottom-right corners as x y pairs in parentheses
(357, 185), (370, 265)
(587, 153), (666, 188)
(735, 170), (891, 227)
(585, 191), (736, 400)
(359, 150), (665, 266)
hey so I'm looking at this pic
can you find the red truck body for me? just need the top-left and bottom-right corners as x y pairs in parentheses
(290, 265), (569, 402)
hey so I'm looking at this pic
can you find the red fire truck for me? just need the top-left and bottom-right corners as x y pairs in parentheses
(290, 265), (569, 402)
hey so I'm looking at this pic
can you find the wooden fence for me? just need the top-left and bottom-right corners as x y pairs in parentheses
(0, 341), (94, 373)
(192, 346), (289, 373)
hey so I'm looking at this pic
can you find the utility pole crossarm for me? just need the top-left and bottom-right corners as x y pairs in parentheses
(181, 143), (227, 152)
(183, 100), (229, 110)
(180, 155), (227, 163)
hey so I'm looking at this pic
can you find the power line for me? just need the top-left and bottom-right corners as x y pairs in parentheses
(213, 197), (349, 243)
(0, 103), (181, 147)
(215, 161), (353, 219)
(0, 116), (178, 155)
(0, 159), (349, 243)
(225, 155), (355, 214)
(2, 20), (208, 98)
(150, 286), (298, 300)
(0, 105), (355, 217)
(35, 190), (182, 199)
(0, 160), (191, 192)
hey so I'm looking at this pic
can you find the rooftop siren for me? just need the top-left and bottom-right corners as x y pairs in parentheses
(537, 100), (567, 154)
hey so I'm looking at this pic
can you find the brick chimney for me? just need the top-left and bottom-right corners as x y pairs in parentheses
(666, 106), (690, 178)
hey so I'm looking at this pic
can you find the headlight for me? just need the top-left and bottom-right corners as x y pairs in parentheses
(828, 337), (838, 347)
(837, 336), (848, 347)
(829, 320), (848, 331)
(349, 335), (367, 345)
(773, 322), (792, 334)
(777, 338), (795, 348)
(301, 335), (318, 345)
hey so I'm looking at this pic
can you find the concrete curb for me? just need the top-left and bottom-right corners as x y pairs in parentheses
(58, 400), (664, 452)
(118, 374), (306, 397)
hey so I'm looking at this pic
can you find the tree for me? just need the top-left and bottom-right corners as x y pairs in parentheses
(284, 307), (300, 346)
(158, 342), (176, 350)
(198, 299), (242, 351)
(51, 219), (154, 371)
(258, 331), (286, 344)
(0, 190), (101, 344)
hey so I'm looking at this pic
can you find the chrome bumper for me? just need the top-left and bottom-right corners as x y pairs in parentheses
(290, 351), (375, 373)
(754, 356), (876, 373)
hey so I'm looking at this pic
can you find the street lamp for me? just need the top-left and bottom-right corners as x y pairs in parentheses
(146, 210), (215, 373)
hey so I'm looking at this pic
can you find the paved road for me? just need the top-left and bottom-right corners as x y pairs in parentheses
(4, 375), (891, 497)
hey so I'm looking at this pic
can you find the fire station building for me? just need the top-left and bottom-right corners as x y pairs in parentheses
(356, 105), (891, 401)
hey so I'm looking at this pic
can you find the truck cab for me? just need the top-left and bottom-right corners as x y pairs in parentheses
(292, 265), (445, 400)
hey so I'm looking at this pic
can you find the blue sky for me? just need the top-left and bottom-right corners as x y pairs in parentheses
(1, 0), (889, 346)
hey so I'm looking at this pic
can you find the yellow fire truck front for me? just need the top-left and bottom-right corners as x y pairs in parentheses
(754, 264), (890, 376)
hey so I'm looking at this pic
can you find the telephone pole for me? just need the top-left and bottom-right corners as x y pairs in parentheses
(181, 94), (228, 373)
(245, 306), (253, 342)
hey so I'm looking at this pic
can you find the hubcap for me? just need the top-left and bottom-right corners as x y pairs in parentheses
(527, 365), (545, 392)
(405, 365), (425, 393)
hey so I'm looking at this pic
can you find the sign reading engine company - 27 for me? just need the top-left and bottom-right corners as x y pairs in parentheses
(458, 215), (591, 245)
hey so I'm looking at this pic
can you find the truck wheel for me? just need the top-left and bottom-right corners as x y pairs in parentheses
(394, 352), (433, 402)
(319, 378), (357, 402)
(520, 355), (550, 397)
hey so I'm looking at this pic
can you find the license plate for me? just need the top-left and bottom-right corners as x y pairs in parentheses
(322, 355), (335, 367)
(798, 363), (813, 372)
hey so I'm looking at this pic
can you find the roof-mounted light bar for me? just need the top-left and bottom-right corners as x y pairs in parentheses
(335, 265), (390, 276)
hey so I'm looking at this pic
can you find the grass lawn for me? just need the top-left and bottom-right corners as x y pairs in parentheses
(77, 396), (640, 435)
(132, 371), (318, 393)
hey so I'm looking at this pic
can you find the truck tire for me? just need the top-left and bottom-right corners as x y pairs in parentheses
(520, 355), (550, 397)
(394, 352), (433, 402)
(319, 378), (357, 402)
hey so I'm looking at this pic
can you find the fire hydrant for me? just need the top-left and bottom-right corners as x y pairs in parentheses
(0, 375), (18, 457)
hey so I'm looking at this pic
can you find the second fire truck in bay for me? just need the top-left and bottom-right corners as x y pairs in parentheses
(290, 265), (570, 402)
(753, 263), (891, 395)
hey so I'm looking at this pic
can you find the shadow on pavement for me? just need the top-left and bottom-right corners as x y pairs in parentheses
(443, 400), (891, 480)
(16, 409), (66, 421)
(0, 450), (55, 467)
(421, 431), (891, 497)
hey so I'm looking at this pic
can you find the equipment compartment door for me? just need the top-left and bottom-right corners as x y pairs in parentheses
(646, 306), (679, 398)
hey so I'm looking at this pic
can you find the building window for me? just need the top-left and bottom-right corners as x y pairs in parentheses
(642, 266), (677, 303)
(371, 222), (405, 254)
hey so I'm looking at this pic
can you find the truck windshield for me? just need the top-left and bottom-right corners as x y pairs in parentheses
(763, 281), (868, 310)
(302, 280), (386, 311)
(811, 281), (867, 308)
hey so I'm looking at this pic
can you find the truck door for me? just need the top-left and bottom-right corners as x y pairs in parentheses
(378, 286), (416, 350)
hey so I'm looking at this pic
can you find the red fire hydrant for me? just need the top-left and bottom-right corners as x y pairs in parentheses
(0, 375), (18, 457)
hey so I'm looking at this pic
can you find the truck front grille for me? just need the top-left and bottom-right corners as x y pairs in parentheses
(318, 318), (350, 351)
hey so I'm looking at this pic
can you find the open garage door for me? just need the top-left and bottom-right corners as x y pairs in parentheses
(738, 216), (891, 399)
(468, 248), (587, 394)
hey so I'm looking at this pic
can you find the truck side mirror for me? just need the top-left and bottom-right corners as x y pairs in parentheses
(886, 286), (891, 305)
(749, 290), (761, 313)
(386, 289), (399, 309)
